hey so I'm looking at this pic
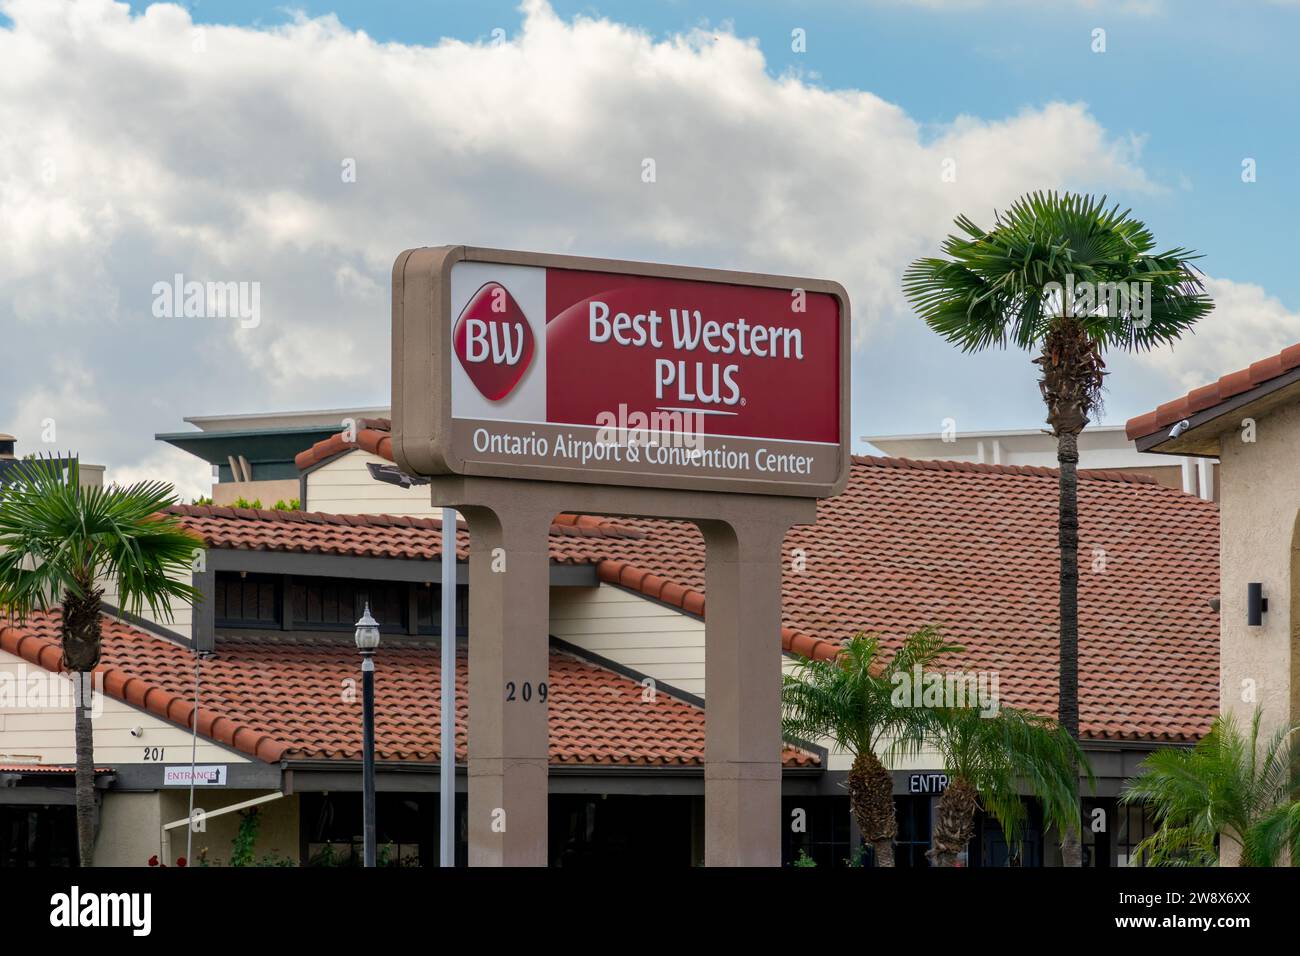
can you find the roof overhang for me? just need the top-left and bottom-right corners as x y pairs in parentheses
(1133, 368), (1300, 457)
(157, 425), (343, 477)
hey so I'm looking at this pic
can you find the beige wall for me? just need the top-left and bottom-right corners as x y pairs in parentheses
(551, 583), (707, 697)
(212, 479), (300, 508)
(159, 789), (298, 867)
(99, 563), (196, 642)
(95, 790), (297, 867)
(0, 647), (247, 766)
(1217, 400), (1300, 742)
(305, 451), (431, 514)
(95, 791), (165, 867)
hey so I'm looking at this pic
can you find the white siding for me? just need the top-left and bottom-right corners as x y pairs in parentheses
(0, 647), (249, 766)
(306, 451), (437, 515)
(550, 583), (707, 697)
(100, 563), (195, 642)
(781, 650), (943, 771)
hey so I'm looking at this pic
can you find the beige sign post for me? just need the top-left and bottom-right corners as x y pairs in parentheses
(392, 245), (850, 866)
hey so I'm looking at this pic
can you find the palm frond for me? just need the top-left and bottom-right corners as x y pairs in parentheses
(0, 454), (203, 622)
(903, 190), (1213, 354)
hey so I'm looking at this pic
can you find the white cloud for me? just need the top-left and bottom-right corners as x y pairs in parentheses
(1132, 276), (1300, 391)
(107, 445), (214, 502)
(0, 0), (1161, 487)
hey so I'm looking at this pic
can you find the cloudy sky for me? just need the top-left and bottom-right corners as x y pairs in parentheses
(2, 0), (1297, 498)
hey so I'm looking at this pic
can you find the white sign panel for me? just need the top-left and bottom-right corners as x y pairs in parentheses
(163, 765), (227, 786)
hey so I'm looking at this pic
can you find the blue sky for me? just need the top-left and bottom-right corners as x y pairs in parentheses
(2, 0), (1296, 492)
(147, 0), (1298, 299)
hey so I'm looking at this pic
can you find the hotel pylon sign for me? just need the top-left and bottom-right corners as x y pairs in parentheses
(392, 246), (850, 866)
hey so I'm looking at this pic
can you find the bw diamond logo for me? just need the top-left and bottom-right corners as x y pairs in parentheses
(453, 281), (535, 401)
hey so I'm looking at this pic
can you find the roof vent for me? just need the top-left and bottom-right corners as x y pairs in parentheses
(0, 433), (15, 460)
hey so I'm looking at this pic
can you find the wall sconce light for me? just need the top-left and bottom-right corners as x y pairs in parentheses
(1247, 583), (1269, 626)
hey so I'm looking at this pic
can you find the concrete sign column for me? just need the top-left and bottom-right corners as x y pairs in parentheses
(392, 246), (849, 867)
(434, 479), (554, 867)
(699, 513), (808, 866)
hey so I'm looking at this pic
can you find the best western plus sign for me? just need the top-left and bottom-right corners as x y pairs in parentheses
(394, 246), (850, 497)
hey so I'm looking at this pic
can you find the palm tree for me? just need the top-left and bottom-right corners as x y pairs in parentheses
(903, 191), (1213, 864)
(782, 627), (961, 866)
(1122, 709), (1300, 866)
(925, 704), (1089, 866)
(0, 457), (201, 866)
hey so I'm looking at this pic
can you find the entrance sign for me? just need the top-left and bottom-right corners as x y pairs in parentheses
(393, 246), (851, 497)
(908, 772), (949, 794)
(163, 765), (227, 786)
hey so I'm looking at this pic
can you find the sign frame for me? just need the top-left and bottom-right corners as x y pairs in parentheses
(392, 245), (851, 497)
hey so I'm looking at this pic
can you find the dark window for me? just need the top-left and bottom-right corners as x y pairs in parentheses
(894, 795), (932, 867)
(968, 799), (1043, 867)
(0, 805), (77, 867)
(549, 795), (694, 867)
(416, 584), (469, 635)
(1082, 798), (1113, 867)
(1115, 801), (1157, 867)
(214, 573), (281, 628)
(300, 791), (465, 867)
(213, 573), (468, 636)
(782, 796), (854, 867)
(287, 577), (407, 632)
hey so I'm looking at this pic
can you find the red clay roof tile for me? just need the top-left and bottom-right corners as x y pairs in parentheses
(0, 611), (817, 768)
(295, 431), (1216, 742)
(1127, 340), (1300, 440)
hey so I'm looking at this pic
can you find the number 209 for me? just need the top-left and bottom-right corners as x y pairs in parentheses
(505, 681), (548, 703)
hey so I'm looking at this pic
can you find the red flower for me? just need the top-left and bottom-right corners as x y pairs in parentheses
(175, 857), (187, 867)
(148, 855), (159, 867)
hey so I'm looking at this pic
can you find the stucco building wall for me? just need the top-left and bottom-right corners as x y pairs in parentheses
(1216, 401), (1300, 739)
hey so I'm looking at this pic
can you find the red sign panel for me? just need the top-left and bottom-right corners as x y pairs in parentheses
(543, 269), (840, 443)
(393, 246), (851, 497)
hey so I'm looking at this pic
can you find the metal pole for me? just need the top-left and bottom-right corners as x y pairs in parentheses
(187, 654), (202, 866)
(362, 654), (377, 867)
(440, 506), (457, 867)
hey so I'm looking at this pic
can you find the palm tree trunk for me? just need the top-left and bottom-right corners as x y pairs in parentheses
(62, 587), (104, 867)
(1057, 431), (1083, 867)
(929, 776), (978, 866)
(846, 750), (897, 866)
(73, 671), (96, 866)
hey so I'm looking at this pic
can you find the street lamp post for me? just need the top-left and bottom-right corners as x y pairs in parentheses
(354, 603), (381, 868)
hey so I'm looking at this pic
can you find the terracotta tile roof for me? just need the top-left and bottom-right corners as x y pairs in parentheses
(298, 430), (1219, 743)
(1126, 342), (1300, 440)
(0, 611), (817, 768)
(0, 764), (112, 774)
(294, 417), (394, 470)
(165, 504), (645, 561)
(584, 455), (1218, 743)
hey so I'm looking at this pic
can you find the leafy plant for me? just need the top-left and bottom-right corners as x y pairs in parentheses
(230, 807), (262, 867)
(1122, 709), (1300, 866)
(782, 627), (961, 866)
(0, 457), (201, 865)
(792, 848), (817, 867)
(924, 704), (1090, 866)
